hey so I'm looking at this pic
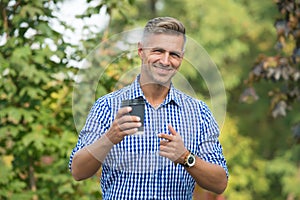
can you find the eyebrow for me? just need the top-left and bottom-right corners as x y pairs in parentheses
(151, 47), (182, 56)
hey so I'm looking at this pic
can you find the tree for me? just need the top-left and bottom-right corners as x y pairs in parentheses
(242, 0), (300, 143)
(241, 0), (300, 199)
(0, 1), (100, 199)
(76, 0), (300, 199)
(56, 0), (300, 199)
(2, 0), (298, 199)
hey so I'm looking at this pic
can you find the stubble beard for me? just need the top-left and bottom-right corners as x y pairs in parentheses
(142, 63), (177, 87)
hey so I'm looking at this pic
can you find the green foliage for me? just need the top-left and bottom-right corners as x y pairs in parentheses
(1, 0), (300, 199)
(72, 0), (300, 199)
(242, 0), (300, 139)
(73, 37), (140, 131)
(0, 1), (100, 199)
(239, 1), (300, 197)
(220, 116), (270, 200)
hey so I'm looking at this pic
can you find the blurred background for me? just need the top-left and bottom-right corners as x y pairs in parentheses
(0, 0), (300, 199)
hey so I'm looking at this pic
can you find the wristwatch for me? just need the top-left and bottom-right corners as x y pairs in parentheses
(181, 151), (196, 168)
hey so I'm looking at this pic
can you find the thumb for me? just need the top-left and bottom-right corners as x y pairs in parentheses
(168, 124), (177, 136)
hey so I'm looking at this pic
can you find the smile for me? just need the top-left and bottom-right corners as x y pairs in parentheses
(153, 65), (174, 72)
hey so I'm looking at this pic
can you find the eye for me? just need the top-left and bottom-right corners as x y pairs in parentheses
(170, 52), (181, 58)
(152, 48), (164, 53)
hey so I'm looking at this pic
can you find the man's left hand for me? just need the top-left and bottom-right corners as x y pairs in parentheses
(158, 124), (189, 164)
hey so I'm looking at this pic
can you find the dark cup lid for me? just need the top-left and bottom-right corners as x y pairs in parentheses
(121, 98), (145, 106)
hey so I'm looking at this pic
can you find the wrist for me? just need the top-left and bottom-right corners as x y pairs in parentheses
(179, 150), (190, 165)
(85, 134), (114, 162)
(180, 150), (196, 168)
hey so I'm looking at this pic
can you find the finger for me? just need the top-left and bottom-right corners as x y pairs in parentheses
(158, 151), (165, 157)
(160, 140), (169, 146)
(123, 128), (139, 136)
(168, 124), (177, 136)
(158, 150), (169, 157)
(159, 145), (168, 153)
(116, 106), (132, 118)
(159, 144), (174, 152)
(158, 133), (174, 141)
(158, 151), (174, 161)
(118, 121), (141, 131)
(118, 115), (141, 124)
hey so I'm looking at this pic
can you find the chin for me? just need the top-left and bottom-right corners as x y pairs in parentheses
(153, 77), (172, 86)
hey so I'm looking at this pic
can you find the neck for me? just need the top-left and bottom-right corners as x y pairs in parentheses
(139, 80), (170, 107)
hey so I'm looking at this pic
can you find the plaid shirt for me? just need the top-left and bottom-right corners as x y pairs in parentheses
(69, 75), (228, 200)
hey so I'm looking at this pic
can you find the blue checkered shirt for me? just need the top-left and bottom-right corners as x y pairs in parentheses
(69, 75), (228, 200)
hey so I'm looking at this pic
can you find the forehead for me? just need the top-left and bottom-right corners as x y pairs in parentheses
(142, 33), (185, 51)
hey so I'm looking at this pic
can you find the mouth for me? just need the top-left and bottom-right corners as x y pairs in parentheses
(153, 64), (174, 73)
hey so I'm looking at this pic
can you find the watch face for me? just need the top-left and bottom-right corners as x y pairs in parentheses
(187, 154), (195, 166)
(188, 156), (193, 164)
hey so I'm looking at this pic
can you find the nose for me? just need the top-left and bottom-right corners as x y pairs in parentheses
(160, 52), (171, 66)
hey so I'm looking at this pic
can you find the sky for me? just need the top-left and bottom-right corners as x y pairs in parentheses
(49, 0), (111, 68)
(0, 0), (109, 46)
(54, 0), (109, 45)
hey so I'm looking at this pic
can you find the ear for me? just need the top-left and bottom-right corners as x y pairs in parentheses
(178, 50), (185, 66)
(137, 42), (143, 58)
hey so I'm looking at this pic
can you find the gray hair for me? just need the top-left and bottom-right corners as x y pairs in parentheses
(142, 17), (186, 43)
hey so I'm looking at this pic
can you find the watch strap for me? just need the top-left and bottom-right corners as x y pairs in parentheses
(180, 151), (195, 167)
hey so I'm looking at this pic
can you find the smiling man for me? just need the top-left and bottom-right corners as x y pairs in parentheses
(69, 17), (228, 200)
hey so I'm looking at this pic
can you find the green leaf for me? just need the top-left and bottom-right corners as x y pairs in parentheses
(20, 4), (44, 18)
(0, 125), (22, 138)
(11, 45), (32, 62)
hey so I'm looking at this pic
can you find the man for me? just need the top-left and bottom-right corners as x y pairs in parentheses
(69, 17), (228, 199)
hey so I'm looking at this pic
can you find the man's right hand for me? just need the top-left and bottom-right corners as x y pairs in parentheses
(105, 106), (142, 144)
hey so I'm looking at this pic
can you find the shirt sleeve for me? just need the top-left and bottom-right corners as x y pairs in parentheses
(68, 97), (112, 171)
(196, 101), (229, 177)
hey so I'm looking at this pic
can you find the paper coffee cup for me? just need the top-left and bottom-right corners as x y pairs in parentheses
(121, 98), (145, 135)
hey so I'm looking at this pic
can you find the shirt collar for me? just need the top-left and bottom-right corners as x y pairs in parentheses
(164, 83), (182, 107)
(128, 75), (144, 99)
(129, 75), (182, 107)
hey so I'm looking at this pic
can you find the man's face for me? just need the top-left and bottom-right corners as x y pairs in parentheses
(138, 33), (185, 86)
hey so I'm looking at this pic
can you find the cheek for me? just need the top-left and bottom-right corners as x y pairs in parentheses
(172, 60), (182, 69)
(145, 55), (160, 65)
